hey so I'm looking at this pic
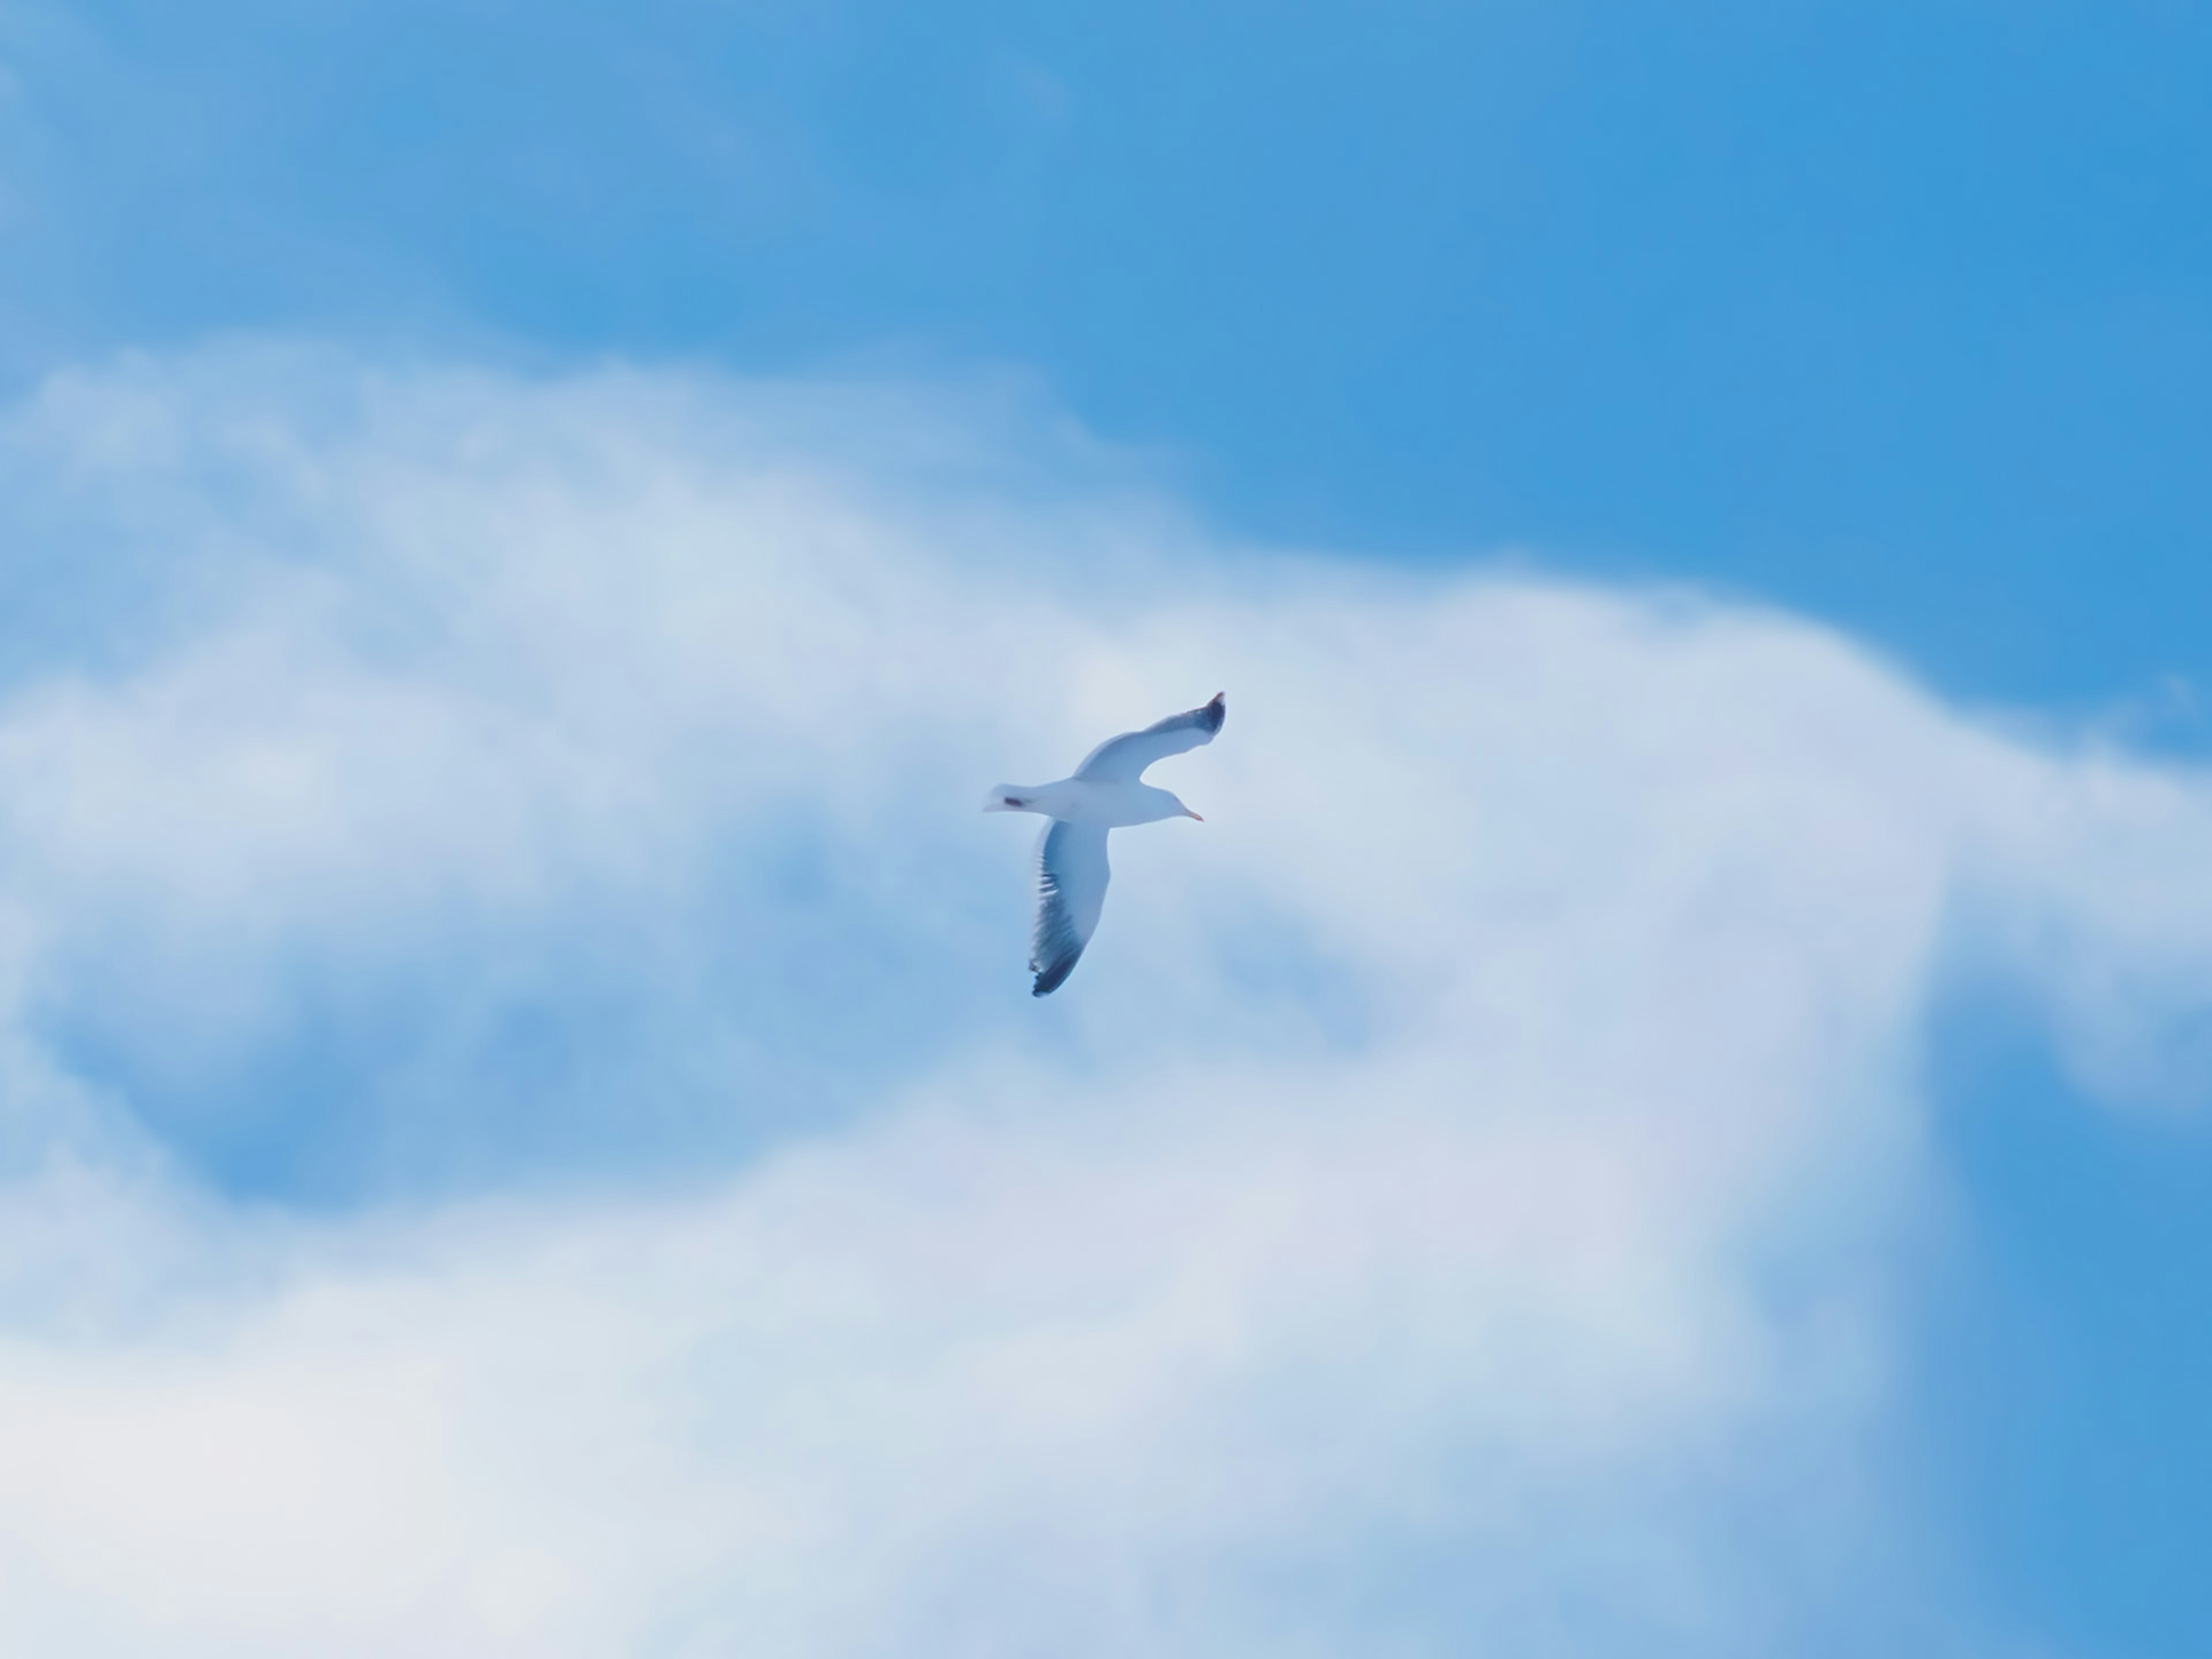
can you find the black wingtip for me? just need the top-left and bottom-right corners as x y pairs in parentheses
(1031, 955), (1081, 996)
(1198, 691), (1226, 734)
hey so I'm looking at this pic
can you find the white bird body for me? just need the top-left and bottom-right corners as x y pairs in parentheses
(982, 778), (1194, 828)
(983, 692), (1225, 995)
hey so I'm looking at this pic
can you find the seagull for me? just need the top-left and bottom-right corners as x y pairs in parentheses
(984, 692), (1226, 996)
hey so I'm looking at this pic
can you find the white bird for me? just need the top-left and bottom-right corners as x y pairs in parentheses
(983, 692), (1226, 996)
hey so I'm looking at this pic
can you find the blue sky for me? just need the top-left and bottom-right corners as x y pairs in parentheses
(7, 0), (2211, 707)
(2, 2), (2211, 1654)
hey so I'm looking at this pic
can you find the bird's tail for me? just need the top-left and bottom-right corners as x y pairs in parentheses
(982, 786), (1035, 813)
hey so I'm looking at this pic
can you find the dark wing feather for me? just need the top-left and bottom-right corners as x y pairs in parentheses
(1029, 820), (1111, 996)
(1072, 692), (1226, 783)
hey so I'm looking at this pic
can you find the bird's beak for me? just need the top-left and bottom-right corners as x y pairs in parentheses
(1187, 810), (1205, 821)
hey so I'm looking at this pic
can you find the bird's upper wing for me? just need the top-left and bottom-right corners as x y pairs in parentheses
(1071, 692), (1226, 782)
(1029, 819), (1111, 997)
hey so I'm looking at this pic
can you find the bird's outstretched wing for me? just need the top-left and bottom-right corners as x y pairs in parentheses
(1029, 820), (1111, 996)
(1073, 692), (1226, 782)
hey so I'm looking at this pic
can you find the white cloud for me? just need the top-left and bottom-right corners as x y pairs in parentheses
(0, 343), (2201, 1652)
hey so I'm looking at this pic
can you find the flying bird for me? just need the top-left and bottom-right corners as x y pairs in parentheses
(984, 692), (1226, 996)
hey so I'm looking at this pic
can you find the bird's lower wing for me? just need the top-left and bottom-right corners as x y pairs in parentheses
(1030, 820), (1111, 996)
